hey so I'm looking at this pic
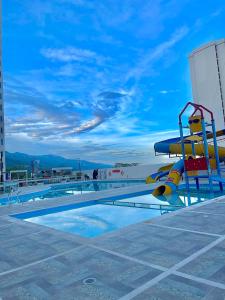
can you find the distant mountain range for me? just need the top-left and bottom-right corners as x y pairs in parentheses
(5, 152), (112, 171)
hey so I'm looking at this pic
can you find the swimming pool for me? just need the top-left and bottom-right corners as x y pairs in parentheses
(23, 203), (162, 238)
(0, 180), (145, 206)
(14, 187), (224, 238)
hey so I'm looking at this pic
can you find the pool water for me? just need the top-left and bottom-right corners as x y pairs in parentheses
(0, 180), (145, 206)
(25, 204), (161, 238)
(49, 180), (145, 196)
(21, 187), (225, 238)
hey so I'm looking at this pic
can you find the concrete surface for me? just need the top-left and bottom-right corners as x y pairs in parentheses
(0, 187), (225, 299)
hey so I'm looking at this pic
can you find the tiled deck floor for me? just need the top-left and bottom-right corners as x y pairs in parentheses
(0, 190), (225, 299)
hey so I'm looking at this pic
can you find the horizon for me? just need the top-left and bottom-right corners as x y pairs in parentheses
(6, 151), (164, 166)
(3, 0), (225, 164)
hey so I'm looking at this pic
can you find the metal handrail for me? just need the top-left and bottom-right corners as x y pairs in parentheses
(99, 200), (182, 211)
(0, 174), (89, 193)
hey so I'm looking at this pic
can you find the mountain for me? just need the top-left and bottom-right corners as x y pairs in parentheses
(5, 152), (112, 171)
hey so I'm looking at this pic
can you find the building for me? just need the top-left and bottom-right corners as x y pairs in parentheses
(83, 164), (164, 180)
(0, 1), (5, 182)
(189, 39), (225, 130)
(51, 167), (73, 176)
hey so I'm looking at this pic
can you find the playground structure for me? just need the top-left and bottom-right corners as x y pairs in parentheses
(147, 102), (225, 195)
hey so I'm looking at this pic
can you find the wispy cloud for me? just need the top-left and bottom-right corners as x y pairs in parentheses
(73, 116), (103, 134)
(41, 47), (102, 63)
(5, 75), (131, 139)
(159, 89), (179, 94)
(127, 26), (189, 82)
(5, 0), (224, 164)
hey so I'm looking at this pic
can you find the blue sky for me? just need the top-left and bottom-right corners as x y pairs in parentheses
(3, 0), (225, 164)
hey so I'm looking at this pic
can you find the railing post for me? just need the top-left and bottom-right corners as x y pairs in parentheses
(201, 119), (213, 192)
(179, 121), (190, 192)
(212, 119), (223, 191)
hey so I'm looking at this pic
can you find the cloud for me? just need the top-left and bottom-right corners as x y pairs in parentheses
(71, 91), (129, 134)
(6, 125), (179, 164)
(73, 116), (103, 133)
(159, 89), (179, 94)
(7, 0), (216, 164)
(5, 75), (131, 138)
(41, 47), (100, 63)
(5, 76), (81, 138)
(126, 26), (189, 82)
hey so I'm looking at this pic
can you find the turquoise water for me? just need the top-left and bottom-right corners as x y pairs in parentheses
(25, 203), (162, 238)
(0, 180), (144, 206)
(33, 181), (136, 200)
(49, 180), (145, 197)
(24, 188), (224, 238)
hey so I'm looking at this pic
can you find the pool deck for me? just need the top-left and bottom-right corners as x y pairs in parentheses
(1, 186), (225, 299)
(0, 184), (51, 200)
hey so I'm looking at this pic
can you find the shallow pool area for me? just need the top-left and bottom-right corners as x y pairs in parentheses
(0, 180), (145, 206)
(15, 186), (225, 238)
(24, 203), (162, 238)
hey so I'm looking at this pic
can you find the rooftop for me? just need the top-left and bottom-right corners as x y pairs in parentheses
(0, 188), (225, 299)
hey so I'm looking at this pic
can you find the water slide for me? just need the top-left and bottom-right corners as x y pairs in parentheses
(150, 130), (225, 196)
(146, 163), (173, 184)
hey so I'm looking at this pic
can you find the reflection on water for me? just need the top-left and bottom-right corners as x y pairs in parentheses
(24, 186), (225, 238)
(47, 180), (144, 198)
(154, 193), (185, 207)
(118, 187), (225, 211)
(26, 204), (161, 238)
(93, 182), (100, 191)
(0, 180), (144, 206)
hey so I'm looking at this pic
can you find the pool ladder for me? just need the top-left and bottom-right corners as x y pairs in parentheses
(7, 188), (22, 205)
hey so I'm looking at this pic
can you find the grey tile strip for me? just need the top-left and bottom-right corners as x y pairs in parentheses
(89, 244), (167, 272)
(119, 268), (174, 300)
(170, 236), (225, 270)
(174, 271), (225, 290)
(119, 236), (225, 300)
(0, 222), (14, 229)
(0, 226), (51, 243)
(146, 223), (223, 237)
(0, 245), (84, 277)
(185, 210), (225, 216)
(0, 216), (34, 228)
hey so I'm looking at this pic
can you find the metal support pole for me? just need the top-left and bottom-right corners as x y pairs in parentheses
(190, 129), (196, 157)
(179, 122), (190, 192)
(212, 119), (223, 191)
(190, 128), (200, 190)
(201, 119), (213, 192)
(195, 177), (200, 190)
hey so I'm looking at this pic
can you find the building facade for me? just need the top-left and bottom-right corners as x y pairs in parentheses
(0, 1), (5, 182)
(189, 39), (225, 130)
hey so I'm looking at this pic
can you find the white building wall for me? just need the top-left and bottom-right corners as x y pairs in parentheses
(0, 1), (5, 182)
(82, 164), (163, 180)
(217, 42), (225, 108)
(189, 39), (225, 130)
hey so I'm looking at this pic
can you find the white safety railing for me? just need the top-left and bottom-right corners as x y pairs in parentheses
(0, 174), (90, 194)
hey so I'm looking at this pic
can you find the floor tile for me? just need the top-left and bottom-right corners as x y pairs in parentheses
(179, 239), (225, 285)
(0, 246), (161, 300)
(133, 274), (225, 300)
(93, 223), (216, 268)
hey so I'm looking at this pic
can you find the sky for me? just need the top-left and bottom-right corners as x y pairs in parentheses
(3, 0), (225, 164)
